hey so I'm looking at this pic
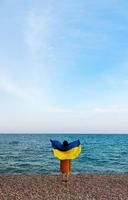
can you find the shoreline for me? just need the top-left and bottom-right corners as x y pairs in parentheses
(0, 174), (128, 200)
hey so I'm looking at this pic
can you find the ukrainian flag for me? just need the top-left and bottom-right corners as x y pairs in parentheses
(50, 140), (81, 160)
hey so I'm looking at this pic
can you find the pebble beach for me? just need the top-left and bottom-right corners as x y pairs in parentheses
(0, 175), (128, 200)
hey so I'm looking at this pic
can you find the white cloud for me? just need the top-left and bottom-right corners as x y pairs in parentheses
(0, 71), (50, 105)
(24, 10), (52, 55)
(0, 74), (33, 102)
(94, 106), (128, 113)
(46, 106), (73, 113)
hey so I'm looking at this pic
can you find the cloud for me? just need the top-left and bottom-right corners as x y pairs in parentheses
(24, 10), (52, 55)
(94, 106), (128, 113)
(0, 74), (34, 102)
(0, 71), (49, 105)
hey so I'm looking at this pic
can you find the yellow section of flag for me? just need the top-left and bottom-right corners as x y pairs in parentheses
(52, 145), (81, 160)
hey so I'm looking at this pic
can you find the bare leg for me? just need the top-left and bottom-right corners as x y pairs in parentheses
(61, 173), (65, 181)
(65, 173), (69, 182)
(61, 173), (70, 182)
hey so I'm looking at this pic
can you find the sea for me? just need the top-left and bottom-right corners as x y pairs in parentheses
(0, 134), (128, 174)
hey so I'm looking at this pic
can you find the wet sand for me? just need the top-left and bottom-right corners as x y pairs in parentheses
(0, 174), (128, 200)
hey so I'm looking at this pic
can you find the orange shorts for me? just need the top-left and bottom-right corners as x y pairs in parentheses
(60, 159), (71, 173)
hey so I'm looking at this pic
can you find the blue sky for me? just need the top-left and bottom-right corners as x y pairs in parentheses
(0, 0), (128, 133)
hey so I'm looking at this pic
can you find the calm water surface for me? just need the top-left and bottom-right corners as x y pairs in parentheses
(0, 134), (128, 174)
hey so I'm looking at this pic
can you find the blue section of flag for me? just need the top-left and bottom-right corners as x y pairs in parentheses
(50, 139), (80, 151)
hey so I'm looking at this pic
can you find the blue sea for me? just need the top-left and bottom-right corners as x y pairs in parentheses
(0, 134), (128, 174)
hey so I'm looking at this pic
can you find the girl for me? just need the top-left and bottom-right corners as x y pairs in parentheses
(60, 141), (71, 182)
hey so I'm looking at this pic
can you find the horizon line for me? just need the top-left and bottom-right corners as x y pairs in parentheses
(0, 132), (128, 134)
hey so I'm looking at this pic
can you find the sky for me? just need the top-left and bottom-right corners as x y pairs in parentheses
(0, 0), (128, 133)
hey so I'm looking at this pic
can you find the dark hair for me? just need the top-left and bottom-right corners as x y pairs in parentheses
(63, 140), (69, 148)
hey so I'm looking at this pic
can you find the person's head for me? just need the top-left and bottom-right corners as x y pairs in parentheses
(63, 140), (69, 148)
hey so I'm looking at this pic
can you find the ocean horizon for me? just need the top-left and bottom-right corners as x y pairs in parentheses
(0, 133), (128, 174)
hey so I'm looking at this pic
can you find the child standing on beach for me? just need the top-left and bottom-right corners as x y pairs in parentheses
(50, 139), (81, 182)
(60, 141), (71, 182)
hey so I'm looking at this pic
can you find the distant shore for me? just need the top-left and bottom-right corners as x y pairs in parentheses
(0, 174), (128, 200)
